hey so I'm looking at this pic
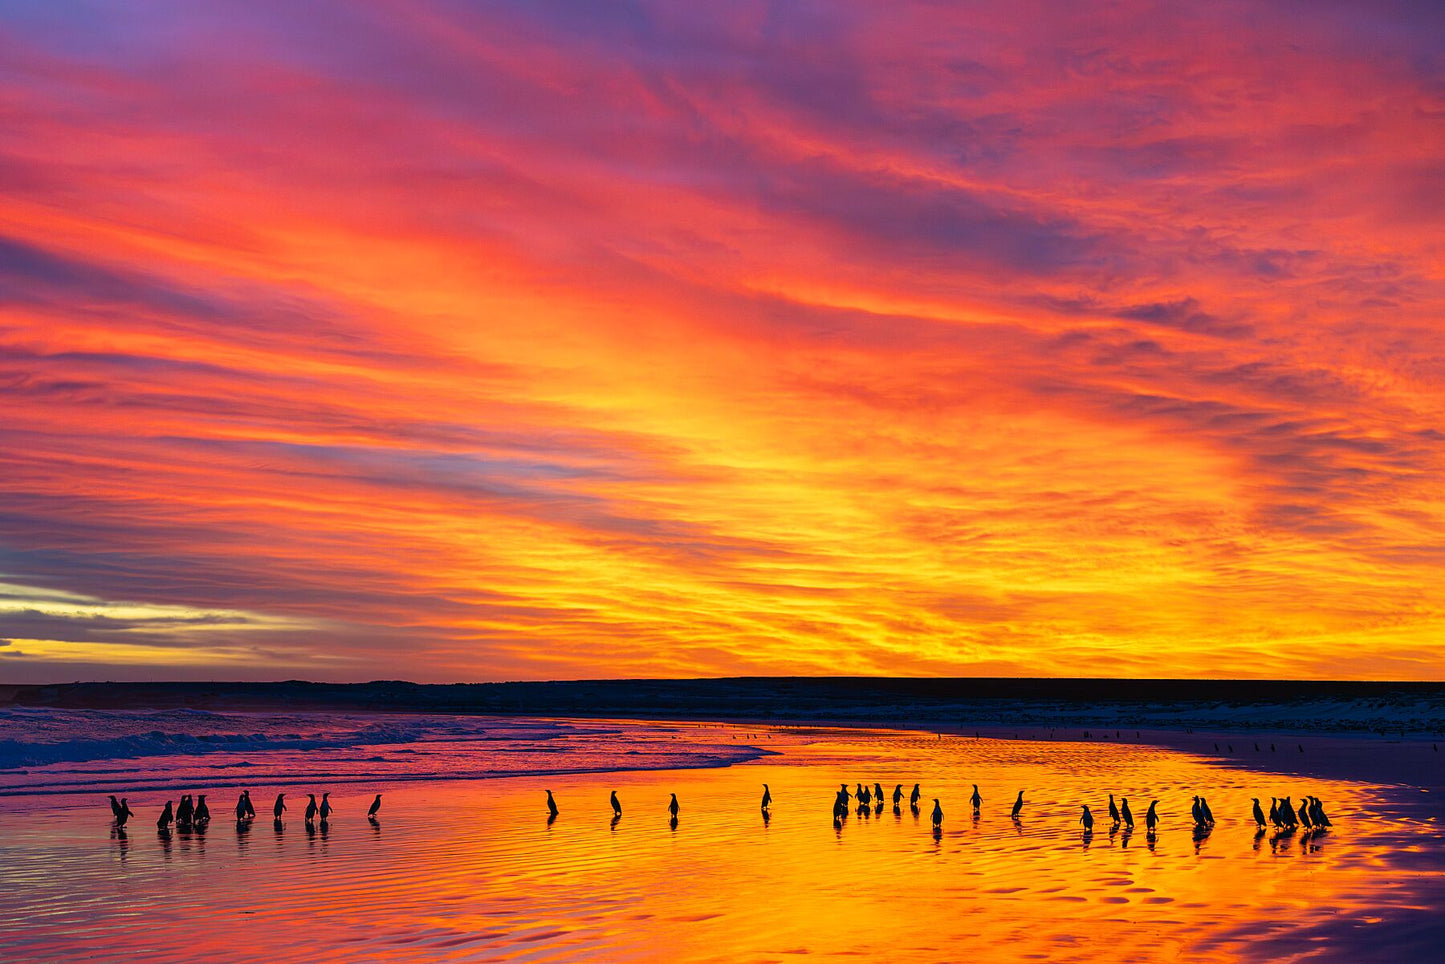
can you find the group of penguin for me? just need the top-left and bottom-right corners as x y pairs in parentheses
(113, 784), (1335, 838)
(109, 790), (385, 831)
(1252, 795), (1333, 831)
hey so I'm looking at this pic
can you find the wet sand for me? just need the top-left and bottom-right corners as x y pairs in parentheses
(1, 721), (1441, 963)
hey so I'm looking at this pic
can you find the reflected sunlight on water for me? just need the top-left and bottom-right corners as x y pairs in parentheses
(1, 724), (1440, 962)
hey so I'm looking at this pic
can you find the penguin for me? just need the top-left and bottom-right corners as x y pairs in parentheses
(1080, 805), (1094, 831)
(243, 790), (256, 819)
(1190, 796), (1203, 826)
(109, 795), (124, 821)
(176, 795), (194, 826)
(118, 798), (134, 827)
(610, 790), (623, 818)
(235, 793), (248, 820)
(1311, 797), (1332, 827)
(1268, 797), (1281, 827)
(873, 783), (884, 808)
(1108, 794), (1120, 826)
(1011, 790), (1024, 818)
(970, 785), (982, 813)
(546, 790), (560, 817)
(1120, 797), (1134, 830)
(194, 795), (210, 824)
(273, 793), (287, 820)
(760, 784), (771, 811)
(1278, 797), (1297, 828)
(157, 801), (174, 830)
(319, 792), (332, 821)
(910, 784), (921, 808)
(367, 794), (382, 818)
(1296, 798), (1312, 828)
(892, 784), (903, 807)
(931, 799), (944, 827)
(668, 793), (679, 818)
(304, 794), (319, 823)
(1144, 800), (1158, 832)
(857, 784), (870, 807)
(1200, 797), (1215, 827)
(1252, 798), (1267, 828)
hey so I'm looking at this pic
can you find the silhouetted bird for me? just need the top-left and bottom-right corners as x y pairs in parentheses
(305, 794), (319, 823)
(157, 801), (174, 830)
(1120, 797), (1134, 829)
(611, 791), (623, 818)
(195, 795), (210, 824)
(668, 793), (679, 818)
(1011, 791), (1024, 818)
(1080, 805), (1094, 831)
(273, 794), (287, 820)
(176, 795), (194, 826)
(235, 793), (248, 820)
(118, 797), (134, 827)
(970, 785), (982, 812)
(1107, 794), (1120, 826)
(931, 799), (944, 827)
(857, 784), (870, 807)
(1297, 798), (1312, 828)
(546, 790), (560, 817)
(1268, 797), (1281, 827)
(1311, 797), (1332, 827)
(910, 784), (921, 808)
(1144, 800), (1158, 832)
(318, 793), (332, 821)
(109, 795), (124, 820)
(1252, 798), (1267, 828)
(892, 784), (904, 807)
(1278, 796), (1298, 828)
(1200, 797), (1215, 826)
(367, 794), (382, 818)
(761, 784), (771, 811)
(873, 783), (884, 806)
(1298, 744), (1304, 753)
(1191, 796), (1204, 827)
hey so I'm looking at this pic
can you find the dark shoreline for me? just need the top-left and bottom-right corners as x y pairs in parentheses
(5, 677), (1443, 739)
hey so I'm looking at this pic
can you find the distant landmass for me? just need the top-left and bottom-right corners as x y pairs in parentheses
(3, 677), (1442, 736)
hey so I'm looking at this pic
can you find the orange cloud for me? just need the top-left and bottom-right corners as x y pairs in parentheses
(0, 1), (1442, 681)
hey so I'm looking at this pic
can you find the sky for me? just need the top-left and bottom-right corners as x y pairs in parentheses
(1, 0), (1443, 683)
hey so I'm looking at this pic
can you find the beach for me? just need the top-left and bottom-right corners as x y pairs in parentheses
(1, 711), (1442, 962)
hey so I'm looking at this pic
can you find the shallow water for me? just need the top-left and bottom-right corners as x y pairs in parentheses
(1, 719), (1440, 962)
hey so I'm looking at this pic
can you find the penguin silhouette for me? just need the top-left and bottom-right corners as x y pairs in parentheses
(873, 783), (884, 808)
(546, 790), (560, 817)
(176, 795), (194, 826)
(1079, 805), (1094, 831)
(1297, 798), (1312, 828)
(610, 791), (622, 818)
(273, 793), (287, 820)
(1108, 794), (1120, 826)
(970, 785), (982, 813)
(1011, 791), (1024, 819)
(235, 793), (249, 820)
(892, 784), (904, 807)
(195, 795), (210, 824)
(319, 793), (332, 821)
(304, 794), (319, 824)
(760, 784), (771, 811)
(668, 793), (679, 819)
(931, 799), (943, 827)
(367, 794), (382, 818)
(1252, 798), (1267, 828)
(1144, 800), (1158, 832)
(1120, 797), (1134, 830)
(157, 801), (174, 830)
(909, 784), (921, 808)
(1191, 796), (1204, 827)
(109, 795), (124, 821)
(1200, 797), (1216, 826)
(1268, 797), (1280, 827)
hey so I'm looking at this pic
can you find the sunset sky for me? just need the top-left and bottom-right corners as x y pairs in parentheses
(2, 0), (1443, 682)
